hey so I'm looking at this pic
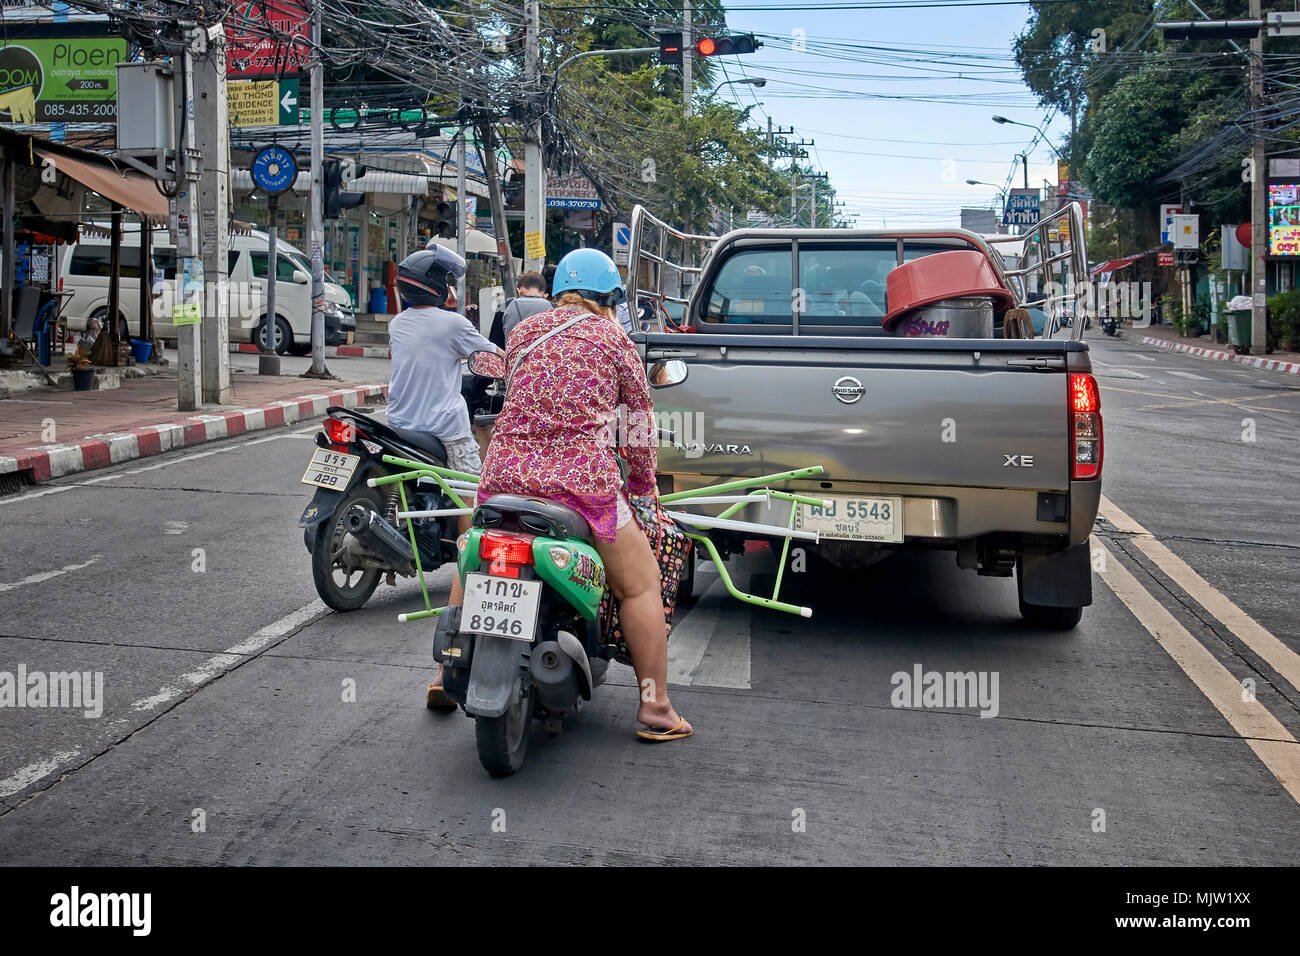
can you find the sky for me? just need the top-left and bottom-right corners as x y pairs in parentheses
(711, 0), (1071, 228)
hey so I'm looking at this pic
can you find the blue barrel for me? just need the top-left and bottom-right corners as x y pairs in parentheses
(368, 287), (387, 314)
(35, 328), (50, 366)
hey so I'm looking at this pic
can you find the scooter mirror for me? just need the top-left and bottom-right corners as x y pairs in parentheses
(468, 350), (506, 379)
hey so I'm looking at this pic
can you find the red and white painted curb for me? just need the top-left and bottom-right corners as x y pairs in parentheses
(0, 383), (389, 483)
(229, 343), (391, 359)
(1140, 336), (1300, 376)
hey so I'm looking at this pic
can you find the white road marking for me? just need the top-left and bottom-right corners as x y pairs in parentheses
(1094, 536), (1300, 804)
(0, 750), (82, 800)
(131, 599), (329, 711)
(0, 556), (101, 593)
(667, 567), (751, 689)
(163, 521), (190, 535)
(1100, 496), (1300, 694)
(1168, 370), (1211, 381)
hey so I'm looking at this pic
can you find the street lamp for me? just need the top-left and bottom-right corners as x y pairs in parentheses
(710, 77), (767, 99)
(991, 115), (1067, 163)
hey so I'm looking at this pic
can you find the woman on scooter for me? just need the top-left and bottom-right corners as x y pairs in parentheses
(466, 249), (691, 742)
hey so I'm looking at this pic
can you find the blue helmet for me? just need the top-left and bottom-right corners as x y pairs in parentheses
(552, 248), (626, 306)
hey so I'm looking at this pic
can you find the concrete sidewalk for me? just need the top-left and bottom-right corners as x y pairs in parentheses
(0, 367), (388, 484)
(1135, 323), (1300, 375)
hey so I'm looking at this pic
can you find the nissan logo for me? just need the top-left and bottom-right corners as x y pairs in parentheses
(832, 375), (865, 404)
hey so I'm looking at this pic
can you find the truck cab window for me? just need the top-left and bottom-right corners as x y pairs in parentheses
(703, 248), (792, 325)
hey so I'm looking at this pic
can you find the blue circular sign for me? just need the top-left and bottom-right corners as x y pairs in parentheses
(616, 226), (632, 245)
(251, 146), (297, 195)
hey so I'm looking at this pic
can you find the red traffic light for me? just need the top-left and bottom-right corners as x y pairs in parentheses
(693, 34), (758, 57)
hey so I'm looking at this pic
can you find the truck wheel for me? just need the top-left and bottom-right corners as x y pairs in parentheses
(1016, 546), (1089, 631)
(256, 316), (293, 355)
(1017, 570), (1083, 630)
(475, 684), (532, 776)
(677, 549), (697, 603)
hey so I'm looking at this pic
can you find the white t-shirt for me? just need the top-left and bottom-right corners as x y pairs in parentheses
(387, 305), (493, 441)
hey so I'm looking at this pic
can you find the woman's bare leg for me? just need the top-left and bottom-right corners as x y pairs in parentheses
(594, 519), (691, 733)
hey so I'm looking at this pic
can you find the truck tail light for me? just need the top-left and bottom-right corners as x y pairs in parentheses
(1070, 373), (1102, 480)
(479, 530), (535, 578)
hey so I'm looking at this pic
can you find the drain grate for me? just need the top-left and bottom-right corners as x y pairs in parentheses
(0, 470), (34, 497)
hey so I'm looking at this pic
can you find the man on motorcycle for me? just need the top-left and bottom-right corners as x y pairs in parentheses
(389, 248), (502, 601)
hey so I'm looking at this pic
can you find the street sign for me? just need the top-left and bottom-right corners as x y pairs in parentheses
(1159, 204), (1182, 244)
(0, 37), (126, 123)
(226, 0), (310, 77)
(1158, 251), (1175, 267)
(612, 221), (631, 266)
(1001, 188), (1040, 228)
(228, 77), (299, 127)
(250, 146), (298, 195)
(546, 173), (601, 210)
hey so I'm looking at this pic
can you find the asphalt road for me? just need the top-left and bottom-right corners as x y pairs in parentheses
(1, 331), (1297, 865)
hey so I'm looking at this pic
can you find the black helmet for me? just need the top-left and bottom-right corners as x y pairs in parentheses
(396, 246), (467, 307)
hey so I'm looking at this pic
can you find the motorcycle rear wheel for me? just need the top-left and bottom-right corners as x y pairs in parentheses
(475, 684), (532, 776)
(311, 486), (384, 612)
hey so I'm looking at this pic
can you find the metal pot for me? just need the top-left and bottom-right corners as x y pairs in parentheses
(890, 296), (994, 338)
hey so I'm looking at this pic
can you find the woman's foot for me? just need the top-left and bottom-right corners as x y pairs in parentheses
(425, 666), (457, 711)
(636, 704), (692, 740)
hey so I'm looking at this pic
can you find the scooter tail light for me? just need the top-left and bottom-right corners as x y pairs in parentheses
(479, 531), (535, 577)
(323, 416), (357, 445)
(1069, 373), (1103, 480)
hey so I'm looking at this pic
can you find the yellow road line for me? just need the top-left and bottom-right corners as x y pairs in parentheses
(1099, 496), (1300, 695)
(1093, 536), (1300, 803)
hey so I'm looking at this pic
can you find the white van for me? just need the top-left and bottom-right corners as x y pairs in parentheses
(61, 228), (355, 354)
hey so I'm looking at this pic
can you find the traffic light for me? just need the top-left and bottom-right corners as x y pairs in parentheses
(694, 34), (759, 56)
(659, 31), (683, 65)
(433, 200), (457, 239)
(323, 159), (365, 219)
(1157, 19), (1264, 40)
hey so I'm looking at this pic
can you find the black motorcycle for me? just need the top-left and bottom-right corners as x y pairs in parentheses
(298, 406), (464, 611)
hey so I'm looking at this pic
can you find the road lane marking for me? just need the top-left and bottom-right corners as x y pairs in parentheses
(666, 568), (751, 689)
(1100, 496), (1300, 695)
(1168, 370), (1212, 381)
(1094, 537), (1300, 802)
(131, 599), (329, 711)
(0, 750), (82, 800)
(0, 556), (101, 593)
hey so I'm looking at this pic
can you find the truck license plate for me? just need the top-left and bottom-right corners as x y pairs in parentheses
(795, 495), (904, 543)
(462, 573), (543, 642)
(300, 449), (360, 489)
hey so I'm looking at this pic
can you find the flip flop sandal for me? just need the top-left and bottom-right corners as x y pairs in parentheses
(636, 716), (693, 742)
(426, 682), (457, 712)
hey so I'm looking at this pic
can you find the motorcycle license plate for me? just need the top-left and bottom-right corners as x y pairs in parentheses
(461, 573), (543, 642)
(794, 495), (903, 543)
(300, 449), (360, 489)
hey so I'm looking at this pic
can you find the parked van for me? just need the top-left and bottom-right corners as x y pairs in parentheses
(60, 228), (355, 354)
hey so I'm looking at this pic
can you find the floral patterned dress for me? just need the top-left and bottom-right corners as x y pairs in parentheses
(476, 306), (658, 542)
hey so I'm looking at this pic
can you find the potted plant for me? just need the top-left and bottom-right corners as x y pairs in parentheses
(67, 346), (95, 391)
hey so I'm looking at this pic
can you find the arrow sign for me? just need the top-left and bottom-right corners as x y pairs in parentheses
(279, 79), (299, 124)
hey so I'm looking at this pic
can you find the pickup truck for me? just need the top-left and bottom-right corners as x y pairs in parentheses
(629, 202), (1100, 629)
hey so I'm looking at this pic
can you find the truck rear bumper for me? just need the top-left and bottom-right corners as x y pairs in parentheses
(662, 474), (1101, 548)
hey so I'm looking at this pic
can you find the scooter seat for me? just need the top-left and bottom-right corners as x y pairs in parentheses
(475, 494), (593, 543)
(387, 426), (448, 464)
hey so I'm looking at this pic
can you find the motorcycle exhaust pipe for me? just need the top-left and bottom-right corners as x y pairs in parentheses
(530, 640), (582, 712)
(344, 506), (415, 573)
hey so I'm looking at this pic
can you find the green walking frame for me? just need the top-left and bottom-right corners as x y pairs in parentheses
(369, 455), (829, 622)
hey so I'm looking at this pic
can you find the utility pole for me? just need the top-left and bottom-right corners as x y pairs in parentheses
(480, 122), (517, 299)
(1250, 0), (1267, 355)
(456, 126), (468, 309)
(307, 4), (329, 377)
(194, 23), (231, 401)
(682, 0), (692, 117)
(524, 0), (545, 274)
(1022, 153), (1030, 189)
(174, 24), (203, 411)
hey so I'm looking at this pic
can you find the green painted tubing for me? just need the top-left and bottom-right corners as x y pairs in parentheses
(398, 482), (433, 612)
(716, 487), (827, 520)
(685, 532), (811, 617)
(398, 606), (445, 623)
(380, 454), (480, 484)
(372, 460), (470, 509)
(661, 465), (825, 503)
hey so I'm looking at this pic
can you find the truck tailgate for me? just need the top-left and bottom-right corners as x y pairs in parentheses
(647, 335), (1085, 492)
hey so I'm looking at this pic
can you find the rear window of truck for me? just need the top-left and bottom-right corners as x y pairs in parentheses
(701, 242), (958, 331)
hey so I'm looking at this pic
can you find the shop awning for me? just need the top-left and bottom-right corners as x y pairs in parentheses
(1090, 254), (1143, 276)
(35, 148), (169, 223)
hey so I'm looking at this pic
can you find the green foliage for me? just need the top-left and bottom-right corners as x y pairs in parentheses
(1266, 288), (1300, 350)
(1163, 292), (1185, 334)
(1192, 293), (1211, 334)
